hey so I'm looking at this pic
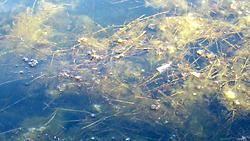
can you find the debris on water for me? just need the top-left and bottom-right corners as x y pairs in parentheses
(22, 57), (29, 62)
(196, 49), (216, 60)
(58, 70), (71, 78)
(22, 56), (39, 68)
(113, 53), (125, 60)
(90, 136), (96, 140)
(147, 23), (156, 30)
(57, 83), (67, 92)
(190, 71), (201, 78)
(234, 100), (240, 105)
(196, 49), (206, 56)
(74, 75), (83, 81)
(236, 136), (250, 141)
(150, 103), (161, 111)
(54, 136), (59, 140)
(125, 137), (131, 141)
(92, 104), (102, 112)
(28, 59), (38, 67)
(0, 1), (249, 140)
(156, 62), (172, 74)
(19, 70), (24, 74)
(77, 37), (88, 44)
(114, 38), (126, 44)
(87, 50), (103, 61)
(90, 113), (96, 118)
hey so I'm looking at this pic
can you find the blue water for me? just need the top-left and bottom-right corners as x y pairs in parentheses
(0, 0), (250, 141)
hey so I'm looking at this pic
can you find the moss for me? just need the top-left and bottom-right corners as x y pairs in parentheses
(11, 1), (64, 45)
(12, 9), (52, 44)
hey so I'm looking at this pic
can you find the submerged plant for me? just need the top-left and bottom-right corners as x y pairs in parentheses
(11, 0), (64, 44)
(0, 0), (250, 140)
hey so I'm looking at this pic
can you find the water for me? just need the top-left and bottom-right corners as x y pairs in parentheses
(0, 0), (250, 141)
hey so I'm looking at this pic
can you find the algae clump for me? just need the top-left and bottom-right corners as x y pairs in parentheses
(11, 1), (64, 44)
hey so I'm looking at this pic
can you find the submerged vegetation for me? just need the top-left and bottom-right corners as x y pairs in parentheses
(12, 0), (64, 43)
(0, 0), (250, 140)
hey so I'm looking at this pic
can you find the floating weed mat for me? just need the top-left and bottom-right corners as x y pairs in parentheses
(0, 0), (250, 140)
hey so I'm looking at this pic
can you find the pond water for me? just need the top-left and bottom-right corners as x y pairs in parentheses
(0, 0), (250, 141)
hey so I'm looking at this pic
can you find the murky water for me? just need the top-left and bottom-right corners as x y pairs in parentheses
(0, 0), (250, 141)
